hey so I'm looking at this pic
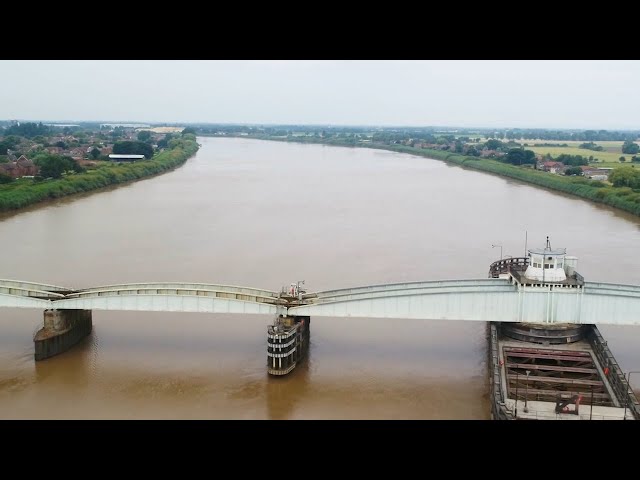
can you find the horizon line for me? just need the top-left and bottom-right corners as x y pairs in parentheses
(2, 119), (639, 132)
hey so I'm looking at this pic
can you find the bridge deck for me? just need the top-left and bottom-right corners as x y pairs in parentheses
(503, 399), (631, 420)
(1, 278), (640, 326)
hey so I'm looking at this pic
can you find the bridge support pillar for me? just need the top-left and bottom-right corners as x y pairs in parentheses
(267, 315), (310, 376)
(33, 309), (92, 361)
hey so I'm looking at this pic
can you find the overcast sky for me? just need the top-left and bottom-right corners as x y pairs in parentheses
(1, 60), (638, 129)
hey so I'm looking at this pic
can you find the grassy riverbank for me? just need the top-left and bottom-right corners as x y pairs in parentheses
(237, 134), (640, 218)
(0, 136), (199, 212)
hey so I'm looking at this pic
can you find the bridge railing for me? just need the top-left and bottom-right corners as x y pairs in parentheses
(589, 326), (640, 419)
(0, 285), (65, 299)
(59, 286), (281, 305)
(0, 279), (74, 293)
(488, 257), (529, 278)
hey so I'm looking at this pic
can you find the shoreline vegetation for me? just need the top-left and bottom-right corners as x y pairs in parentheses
(226, 134), (640, 218)
(0, 136), (199, 213)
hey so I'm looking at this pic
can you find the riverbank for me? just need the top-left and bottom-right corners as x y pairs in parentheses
(0, 136), (199, 212)
(231, 134), (640, 218)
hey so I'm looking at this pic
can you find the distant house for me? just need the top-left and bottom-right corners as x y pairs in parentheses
(580, 166), (610, 180)
(69, 148), (86, 160)
(0, 162), (16, 177)
(45, 146), (63, 155)
(541, 161), (565, 174)
(108, 154), (145, 162)
(0, 155), (39, 178)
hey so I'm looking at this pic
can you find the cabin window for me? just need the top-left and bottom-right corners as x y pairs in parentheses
(557, 261), (563, 268)
(544, 263), (553, 269)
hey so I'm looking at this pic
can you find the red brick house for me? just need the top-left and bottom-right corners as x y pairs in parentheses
(0, 155), (39, 178)
(68, 148), (85, 161)
(541, 161), (565, 174)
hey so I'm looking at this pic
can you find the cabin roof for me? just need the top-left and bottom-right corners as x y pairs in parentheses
(528, 248), (567, 256)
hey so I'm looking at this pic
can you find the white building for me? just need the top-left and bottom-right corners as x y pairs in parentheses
(108, 154), (145, 162)
(523, 238), (574, 283)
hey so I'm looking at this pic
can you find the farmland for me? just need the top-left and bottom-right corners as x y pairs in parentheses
(513, 140), (639, 167)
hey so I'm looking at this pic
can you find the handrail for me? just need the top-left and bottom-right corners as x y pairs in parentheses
(488, 257), (529, 278)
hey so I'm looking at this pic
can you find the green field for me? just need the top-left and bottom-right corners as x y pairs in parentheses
(507, 141), (638, 168)
(526, 146), (625, 166)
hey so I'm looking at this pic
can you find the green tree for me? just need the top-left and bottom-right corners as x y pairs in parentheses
(0, 172), (12, 184)
(34, 155), (80, 179)
(620, 156), (626, 162)
(609, 166), (640, 188)
(564, 166), (583, 176)
(467, 146), (480, 157)
(555, 154), (588, 166)
(5, 122), (49, 138)
(182, 127), (196, 135)
(113, 141), (154, 159)
(485, 139), (503, 151)
(157, 133), (173, 149)
(505, 148), (536, 166)
(110, 127), (124, 139)
(622, 141), (640, 154)
(137, 130), (152, 142)
(90, 147), (100, 159)
(579, 142), (604, 151)
(0, 135), (22, 154)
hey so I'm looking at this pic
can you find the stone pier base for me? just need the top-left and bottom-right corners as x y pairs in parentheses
(33, 309), (92, 361)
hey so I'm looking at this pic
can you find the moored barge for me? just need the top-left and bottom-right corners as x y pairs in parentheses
(488, 239), (640, 420)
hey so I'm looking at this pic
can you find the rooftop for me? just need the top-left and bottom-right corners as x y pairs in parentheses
(528, 247), (566, 256)
(108, 154), (145, 159)
(511, 268), (584, 286)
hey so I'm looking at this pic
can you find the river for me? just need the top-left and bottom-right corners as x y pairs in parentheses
(1, 137), (639, 419)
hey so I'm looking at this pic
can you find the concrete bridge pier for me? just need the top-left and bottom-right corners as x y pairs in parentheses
(267, 315), (310, 376)
(33, 309), (92, 360)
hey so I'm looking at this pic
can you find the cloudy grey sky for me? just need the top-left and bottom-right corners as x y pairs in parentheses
(1, 60), (638, 129)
